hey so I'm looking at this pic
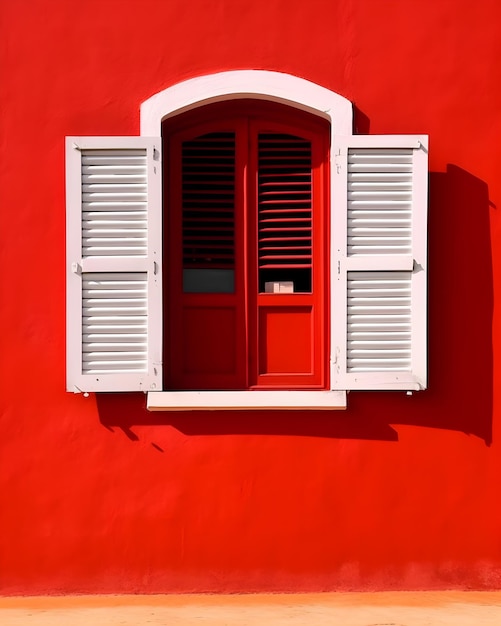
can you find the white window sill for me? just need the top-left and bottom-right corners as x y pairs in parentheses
(147, 390), (347, 411)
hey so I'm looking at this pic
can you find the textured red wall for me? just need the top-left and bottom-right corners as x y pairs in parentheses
(1, 0), (501, 594)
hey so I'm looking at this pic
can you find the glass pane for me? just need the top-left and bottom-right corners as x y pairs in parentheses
(183, 269), (235, 293)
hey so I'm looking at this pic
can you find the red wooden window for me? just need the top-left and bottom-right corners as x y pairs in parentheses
(163, 101), (329, 390)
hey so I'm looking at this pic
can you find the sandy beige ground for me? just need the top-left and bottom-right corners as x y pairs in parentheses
(2, 592), (501, 625)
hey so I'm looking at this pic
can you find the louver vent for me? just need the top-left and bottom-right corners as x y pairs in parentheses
(348, 148), (413, 256)
(82, 149), (148, 257)
(182, 132), (235, 269)
(82, 273), (148, 374)
(257, 133), (312, 271)
(347, 272), (412, 372)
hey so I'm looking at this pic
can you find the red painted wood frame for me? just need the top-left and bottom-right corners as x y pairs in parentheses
(163, 101), (329, 390)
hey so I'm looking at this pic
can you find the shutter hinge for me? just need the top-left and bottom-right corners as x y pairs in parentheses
(333, 346), (341, 373)
(334, 148), (342, 174)
(71, 262), (82, 275)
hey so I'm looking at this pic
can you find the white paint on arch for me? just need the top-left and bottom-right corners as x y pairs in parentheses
(140, 70), (353, 136)
(140, 70), (353, 405)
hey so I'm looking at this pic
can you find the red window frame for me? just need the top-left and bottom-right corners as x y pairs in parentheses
(163, 100), (330, 391)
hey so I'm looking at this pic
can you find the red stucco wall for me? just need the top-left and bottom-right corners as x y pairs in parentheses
(1, 0), (500, 594)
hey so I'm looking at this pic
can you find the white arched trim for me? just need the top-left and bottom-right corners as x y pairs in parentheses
(140, 70), (353, 136)
(140, 70), (352, 410)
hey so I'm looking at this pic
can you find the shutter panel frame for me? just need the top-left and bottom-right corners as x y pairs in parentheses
(66, 136), (162, 393)
(331, 135), (428, 391)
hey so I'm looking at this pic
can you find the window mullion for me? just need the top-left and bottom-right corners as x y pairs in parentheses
(244, 117), (258, 387)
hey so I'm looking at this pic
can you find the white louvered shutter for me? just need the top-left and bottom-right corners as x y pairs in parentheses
(66, 137), (162, 392)
(331, 135), (428, 391)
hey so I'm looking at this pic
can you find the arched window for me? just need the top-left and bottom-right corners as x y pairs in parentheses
(66, 71), (428, 409)
(164, 100), (328, 391)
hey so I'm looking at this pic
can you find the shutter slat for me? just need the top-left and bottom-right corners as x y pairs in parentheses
(347, 271), (412, 372)
(257, 133), (313, 272)
(82, 272), (148, 375)
(182, 132), (236, 270)
(347, 147), (413, 256)
(81, 148), (148, 258)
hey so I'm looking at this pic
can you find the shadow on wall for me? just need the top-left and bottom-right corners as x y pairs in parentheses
(97, 165), (493, 446)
